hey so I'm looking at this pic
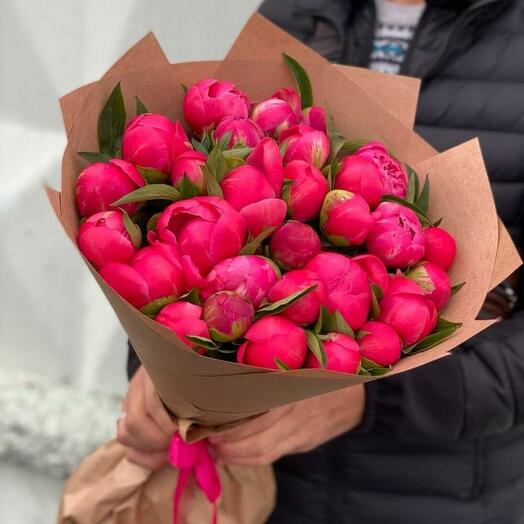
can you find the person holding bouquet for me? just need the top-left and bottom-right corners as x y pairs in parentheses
(121, 0), (524, 522)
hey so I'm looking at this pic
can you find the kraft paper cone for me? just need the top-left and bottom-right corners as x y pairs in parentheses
(57, 440), (275, 524)
(48, 15), (522, 437)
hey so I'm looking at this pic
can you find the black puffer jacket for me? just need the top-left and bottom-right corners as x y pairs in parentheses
(255, 0), (524, 523)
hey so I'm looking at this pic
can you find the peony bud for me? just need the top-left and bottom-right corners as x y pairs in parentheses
(282, 160), (329, 221)
(378, 293), (437, 345)
(240, 198), (287, 238)
(280, 125), (330, 169)
(386, 273), (424, 297)
(156, 302), (209, 347)
(353, 254), (389, 295)
(203, 291), (254, 342)
(77, 211), (136, 269)
(367, 202), (425, 268)
(406, 261), (451, 311)
(76, 160), (145, 217)
(183, 79), (250, 134)
(237, 316), (307, 369)
(122, 114), (191, 173)
(269, 221), (321, 270)
(301, 106), (327, 133)
(357, 320), (402, 366)
(156, 197), (247, 286)
(334, 155), (385, 209)
(247, 137), (284, 195)
(100, 245), (185, 311)
(320, 190), (372, 246)
(355, 141), (408, 198)
(305, 333), (360, 373)
(423, 227), (456, 271)
(267, 269), (328, 325)
(251, 88), (301, 136)
(214, 117), (264, 148)
(306, 253), (371, 330)
(200, 255), (280, 309)
(170, 150), (207, 194)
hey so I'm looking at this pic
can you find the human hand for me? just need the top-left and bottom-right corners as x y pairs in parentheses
(117, 366), (177, 470)
(211, 385), (365, 466)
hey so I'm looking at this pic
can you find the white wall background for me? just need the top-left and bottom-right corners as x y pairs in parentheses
(0, 1), (260, 521)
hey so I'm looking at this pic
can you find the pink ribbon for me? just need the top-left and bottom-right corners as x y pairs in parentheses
(168, 433), (221, 524)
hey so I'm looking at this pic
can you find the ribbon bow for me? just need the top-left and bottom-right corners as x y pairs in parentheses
(168, 433), (221, 524)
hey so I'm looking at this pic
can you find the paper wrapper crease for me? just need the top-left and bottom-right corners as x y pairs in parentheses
(50, 14), (521, 524)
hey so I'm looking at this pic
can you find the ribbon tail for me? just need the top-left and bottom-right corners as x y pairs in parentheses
(173, 467), (190, 524)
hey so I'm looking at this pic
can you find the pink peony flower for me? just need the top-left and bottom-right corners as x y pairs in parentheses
(423, 227), (457, 271)
(77, 211), (137, 269)
(239, 198), (287, 238)
(378, 293), (437, 345)
(282, 160), (329, 221)
(122, 114), (191, 173)
(200, 255), (280, 309)
(203, 291), (254, 342)
(334, 155), (385, 209)
(406, 261), (452, 311)
(305, 253), (371, 330)
(301, 106), (327, 133)
(320, 190), (372, 246)
(251, 88), (301, 136)
(367, 202), (426, 268)
(100, 245), (185, 310)
(76, 160), (145, 217)
(355, 141), (408, 198)
(267, 269), (328, 325)
(156, 197), (247, 287)
(269, 221), (321, 270)
(155, 302), (209, 347)
(305, 333), (360, 373)
(357, 320), (402, 366)
(170, 150), (207, 195)
(386, 273), (425, 297)
(280, 125), (330, 169)
(353, 254), (389, 295)
(214, 117), (264, 148)
(237, 316), (307, 369)
(183, 79), (250, 133)
(246, 137), (284, 195)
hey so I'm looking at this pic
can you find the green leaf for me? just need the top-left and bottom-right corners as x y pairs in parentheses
(181, 83), (188, 94)
(279, 140), (290, 158)
(435, 317), (463, 332)
(314, 305), (331, 334)
(139, 295), (177, 316)
(274, 357), (291, 371)
(370, 288), (380, 320)
(336, 139), (369, 160)
(282, 53), (313, 109)
(355, 330), (371, 340)
(433, 217), (443, 228)
(255, 285), (317, 320)
(137, 166), (169, 184)
(178, 174), (200, 199)
(217, 132), (232, 151)
(451, 282), (466, 295)
(406, 328), (459, 354)
(240, 228), (277, 256)
(146, 212), (161, 232)
(328, 310), (355, 337)
(306, 330), (327, 368)
(415, 175), (430, 214)
(178, 288), (201, 305)
(191, 138), (210, 155)
(135, 96), (148, 115)
(112, 184), (180, 206)
(370, 283), (384, 301)
(203, 166), (224, 198)
(406, 164), (420, 203)
(98, 82), (126, 156)
(78, 151), (112, 164)
(225, 156), (245, 171)
(122, 211), (142, 249)
(185, 335), (219, 350)
(381, 194), (434, 227)
(206, 144), (229, 182)
(360, 357), (391, 376)
(222, 147), (251, 159)
(202, 132), (212, 151)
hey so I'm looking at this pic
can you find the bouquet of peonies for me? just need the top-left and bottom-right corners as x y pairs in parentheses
(51, 14), (520, 524)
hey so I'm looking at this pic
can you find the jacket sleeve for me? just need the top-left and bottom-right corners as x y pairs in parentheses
(359, 307), (524, 440)
(127, 341), (141, 380)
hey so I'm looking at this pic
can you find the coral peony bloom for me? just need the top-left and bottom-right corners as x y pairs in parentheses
(156, 302), (209, 347)
(305, 333), (360, 373)
(237, 316), (307, 369)
(170, 150), (207, 194)
(280, 125), (330, 169)
(251, 88), (301, 136)
(353, 254), (389, 295)
(214, 117), (264, 148)
(301, 106), (327, 133)
(240, 198), (287, 238)
(406, 261), (452, 311)
(423, 227), (457, 271)
(357, 320), (402, 366)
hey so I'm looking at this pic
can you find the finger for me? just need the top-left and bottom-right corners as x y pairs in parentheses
(143, 375), (178, 436)
(126, 395), (172, 452)
(116, 416), (149, 451)
(125, 446), (168, 470)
